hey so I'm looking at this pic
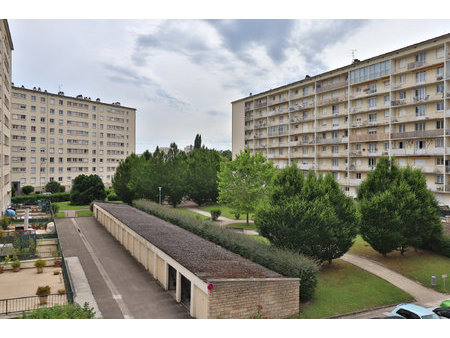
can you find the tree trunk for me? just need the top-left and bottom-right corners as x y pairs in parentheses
(246, 213), (249, 225)
(328, 258), (332, 265)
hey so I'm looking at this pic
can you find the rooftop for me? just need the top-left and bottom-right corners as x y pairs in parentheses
(94, 202), (283, 281)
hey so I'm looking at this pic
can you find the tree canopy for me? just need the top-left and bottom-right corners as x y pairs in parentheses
(70, 174), (106, 205)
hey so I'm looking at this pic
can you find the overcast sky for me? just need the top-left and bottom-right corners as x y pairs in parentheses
(8, 19), (450, 153)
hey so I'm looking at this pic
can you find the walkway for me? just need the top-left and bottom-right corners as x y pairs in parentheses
(56, 217), (190, 319)
(341, 253), (449, 308)
(63, 209), (88, 218)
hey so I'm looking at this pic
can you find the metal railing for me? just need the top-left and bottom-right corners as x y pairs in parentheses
(0, 293), (72, 316)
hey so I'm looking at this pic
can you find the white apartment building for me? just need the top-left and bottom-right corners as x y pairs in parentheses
(232, 33), (450, 205)
(10, 86), (136, 192)
(0, 20), (13, 213)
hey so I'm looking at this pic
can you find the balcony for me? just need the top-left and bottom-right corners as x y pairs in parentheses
(348, 179), (361, 186)
(245, 106), (252, 112)
(407, 60), (426, 71)
(245, 134), (253, 140)
(391, 129), (445, 140)
(254, 122), (267, 129)
(349, 133), (389, 142)
(315, 80), (348, 94)
(298, 164), (314, 170)
(428, 184), (450, 193)
(255, 143), (267, 149)
(316, 137), (344, 145)
(254, 101), (267, 109)
(316, 95), (348, 107)
(267, 154), (275, 159)
(391, 147), (444, 156)
(245, 115), (253, 121)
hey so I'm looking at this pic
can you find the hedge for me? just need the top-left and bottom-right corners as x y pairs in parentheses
(12, 192), (70, 204)
(133, 199), (319, 301)
(421, 234), (450, 258)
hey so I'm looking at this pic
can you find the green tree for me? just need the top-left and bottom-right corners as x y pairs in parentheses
(219, 149), (232, 161)
(112, 153), (139, 204)
(218, 150), (275, 224)
(45, 181), (62, 194)
(70, 174), (106, 205)
(358, 157), (443, 255)
(186, 148), (221, 205)
(163, 143), (188, 207)
(194, 134), (202, 149)
(21, 185), (34, 195)
(256, 167), (359, 264)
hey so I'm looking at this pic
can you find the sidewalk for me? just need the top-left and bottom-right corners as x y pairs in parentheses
(341, 253), (449, 308)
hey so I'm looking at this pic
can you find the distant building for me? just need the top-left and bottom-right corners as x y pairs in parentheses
(184, 145), (193, 153)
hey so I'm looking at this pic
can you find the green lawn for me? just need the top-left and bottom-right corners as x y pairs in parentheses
(172, 207), (210, 220)
(226, 222), (257, 231)
(54, 201), (90, 210)
(199, 204), (254, 220)
(54, 212), (65, 218)
(76, 210), (93, 217)
(299, 259), (414, 318)
(349, 235), (450, 293)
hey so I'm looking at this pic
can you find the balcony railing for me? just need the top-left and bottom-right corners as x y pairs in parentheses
(407, 60), (426, 70)
(245, 115), (253, 121)
(315, 80), (348, 94)
(391, 147), (444, 156)
(316, 138), (344, 145)
(391, 129), (445, 139)
(254, 123), (267, 129)
(245, 106), (252, 112)
(254, 101), (267, 109)
(349, 133), (389, 142)
(316, 96), (348, 107)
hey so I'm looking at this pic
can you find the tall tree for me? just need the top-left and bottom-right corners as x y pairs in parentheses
(187, 148), (221, 205)
(217, 150), (275, 224)
(358, 157), (443, 255)
(112, 153), (139, 205)
(194, 134), (202, 149)
(256, 167), (359, 264)
(70, 174), (106, 205)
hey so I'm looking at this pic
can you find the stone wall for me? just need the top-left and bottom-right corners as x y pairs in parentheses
(208, 279), (299, 319)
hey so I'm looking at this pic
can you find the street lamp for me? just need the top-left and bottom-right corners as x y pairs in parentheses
(158, 187), (162, 205)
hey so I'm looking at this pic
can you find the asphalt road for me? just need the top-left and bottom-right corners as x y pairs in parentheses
(56, 216), (190, 319)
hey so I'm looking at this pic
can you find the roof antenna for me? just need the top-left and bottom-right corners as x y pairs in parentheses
(350, 49), (357, 63)
(58, 84), (63, 92)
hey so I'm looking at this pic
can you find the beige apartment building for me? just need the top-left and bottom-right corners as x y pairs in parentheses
(232, 33), (450, 205)
(0, 20), (13, 213)
(10, 86), (136, 192)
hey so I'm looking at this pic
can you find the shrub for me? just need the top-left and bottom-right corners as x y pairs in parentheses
(133, 199), (319, 301)
(1, 216), (10, 230)
(421, 234), (450, 258)
(106, 190), (119, 201)
(11, 259), (21, 268)
(21, 185), (34, 195)
(210, 208), (221, 221)
(51, 203), (60, 215)
(36, 285), (51, 296)
(71, 174), (106, 205)
(233, 211), (240, 220)
(12, 192), (70, 204)
(34, 259), (46, 268)
(21, 302), (96, 319)
(45, 181), (63, 194)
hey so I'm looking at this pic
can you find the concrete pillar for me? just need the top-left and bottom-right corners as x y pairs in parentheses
(190, 283), (195, 317)
(153, 253), (158, 279)
(163, 262), (169, 290)
(176, 271), (181, 302)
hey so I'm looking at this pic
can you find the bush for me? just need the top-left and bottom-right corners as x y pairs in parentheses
(71, 174), (106, 205)
(45, 181), (62, 194)
(22, 185), (34, 195)
(210, 208), (221, 221)
(106, 190), (119, 201)
(133, 199), (319, 301)
(233, 211), (240, 220)
(21, 302), (96, 319)
(421, 234), (450, 258)
(12, 192), (70, 204)
(51, 203), (60, 215)
(36, 285), (51, 296)
(11, 259), (21, 268)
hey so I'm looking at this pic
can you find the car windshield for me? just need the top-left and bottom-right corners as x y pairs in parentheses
(421, 314), (440, 319)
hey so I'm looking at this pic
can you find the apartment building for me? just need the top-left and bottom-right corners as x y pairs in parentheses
(10, 86), (136, 192)
(232, 33), (450, 205)
(0, 20), (13, 214)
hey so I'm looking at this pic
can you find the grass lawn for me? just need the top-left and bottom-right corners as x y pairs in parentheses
(54, 201), (90, 210)
(199, 204), (254, 221)
(173, 207), (210, 220)
(349, 235), (450, 293)
(76, 210), (93, 217)
(54, 212), (65, 218)
(299, 259), (414, 318)
(226, 222), (257, 231)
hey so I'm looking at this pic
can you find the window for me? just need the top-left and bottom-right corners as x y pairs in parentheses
(398, 141), (404, 149)
(437, 67), (444, 76)
(303, 87), (308, 96)
(368, 97), (377, 108)
(368, 158), (376, 167)
(436, 138), (444, 147)
(368, 113), (377, 122)
(368, 144), (377, 153)
(437, 120), (444, 129)
(399, 74), (406, 83)
(415, 122), (425, 131)
(399, 91), (406, 100)
(437, 47), (444, 58)
(415, 105), (426, 117)
(356, 173), (362, 179)
(384, 110), (390, 118)
(416, 71), (426, 84)
(332, 159), (339, 167)
(332, 145), (339, 153)
(399, 124), (405, 133)
(436, 175), (444, 184)
(437, 102), (444, 111)
(399, 59), (406, 68)
(437, 157), (444, 165)
(437, 84), (444, 94)
(416, 52), (426, 62)
(414, 140), (425, 149)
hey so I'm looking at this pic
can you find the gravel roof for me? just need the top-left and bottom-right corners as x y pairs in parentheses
(95, 202), (283, 281)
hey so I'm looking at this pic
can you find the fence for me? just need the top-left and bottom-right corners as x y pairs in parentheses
(0, 293), (72, 316)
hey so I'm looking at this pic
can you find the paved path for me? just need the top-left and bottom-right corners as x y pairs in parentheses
(56, 217), (190, 319)
(184, 207), (255, 225)
(342, 253), (449, 308)
(63, 209), (89, 218)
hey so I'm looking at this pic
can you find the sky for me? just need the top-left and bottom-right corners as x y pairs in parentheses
(8, 19), (450, 153)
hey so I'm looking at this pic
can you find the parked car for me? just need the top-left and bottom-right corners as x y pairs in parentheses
(388, 304), (442, 319)
(433, 307), (450, 319)
(41, 192), (51, 195)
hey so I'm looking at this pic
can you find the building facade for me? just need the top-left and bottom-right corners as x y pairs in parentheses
(0, 20), (13, 213)
(10, 86), (136, 192)
(232, 34), (450, 205)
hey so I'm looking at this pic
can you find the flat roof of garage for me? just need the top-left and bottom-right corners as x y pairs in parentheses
(95, 202), (283, 281)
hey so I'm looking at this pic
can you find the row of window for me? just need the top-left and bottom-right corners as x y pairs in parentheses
(14, 174), (113, 185)
(11, 134), (128, 147)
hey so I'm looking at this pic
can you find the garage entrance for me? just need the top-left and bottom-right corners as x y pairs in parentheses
(168, 265), (176, 291)
(180, 274), (191, 308)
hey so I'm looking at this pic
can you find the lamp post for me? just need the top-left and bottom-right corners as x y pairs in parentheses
(158, 187), (162, 205)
